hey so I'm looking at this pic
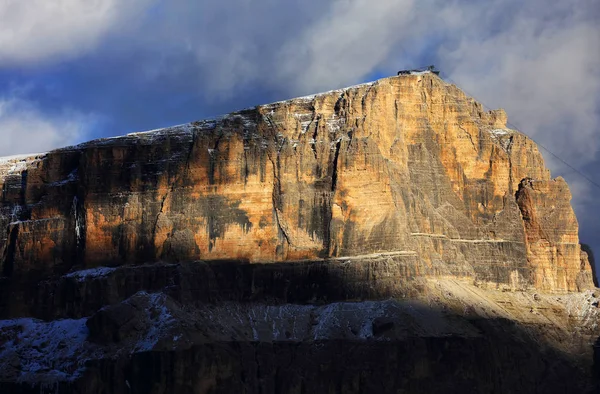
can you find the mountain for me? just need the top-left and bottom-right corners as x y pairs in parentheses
(0, 72), (598, 393)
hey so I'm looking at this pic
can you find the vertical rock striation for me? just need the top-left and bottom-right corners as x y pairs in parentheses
(0, 73), (591, 293)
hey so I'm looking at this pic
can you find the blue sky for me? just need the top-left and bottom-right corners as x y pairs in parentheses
(1, 0), (599, 270)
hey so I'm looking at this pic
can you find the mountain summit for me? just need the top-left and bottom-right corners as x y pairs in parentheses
(0, 72), (598, 393)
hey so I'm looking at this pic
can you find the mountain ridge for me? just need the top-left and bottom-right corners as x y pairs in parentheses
(0, 72), (598, 393)
(2, 72), (591, 290)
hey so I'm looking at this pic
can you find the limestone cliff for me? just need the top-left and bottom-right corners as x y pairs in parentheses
(0, 73), (598, 393)
(0, 73), (592, 292)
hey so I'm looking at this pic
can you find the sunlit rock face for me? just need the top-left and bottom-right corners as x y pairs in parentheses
(0, 73), (592, 292)
(0, 73), (598, 393)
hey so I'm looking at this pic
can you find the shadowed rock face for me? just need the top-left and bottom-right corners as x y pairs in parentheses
(0, 73), (598, 393)
(1, 264), (599, 394)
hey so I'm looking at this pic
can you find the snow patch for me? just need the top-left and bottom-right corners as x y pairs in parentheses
(0, 153), (44, 174)
(0, 153), (45, 164)
(489, 129), (514, 151)
(267, 80), (377, 107)
(50, 169), (78, 187)
(72, 195), (84, 246)
(10, 205), (22, 222)
(127, 123), (194, 138)
(299, 120), (312, 134)
(133, 292), (175, 352)
(64, 267), (117, 281)
(326, 115), (345, 133)
(291, 81), (376, 103)
(216, 113), (257, 129)
(0, 318), (89, 382)
(490, 128), (511, 136)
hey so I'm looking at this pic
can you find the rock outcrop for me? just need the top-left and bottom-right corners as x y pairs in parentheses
(0, 72), (597, 393)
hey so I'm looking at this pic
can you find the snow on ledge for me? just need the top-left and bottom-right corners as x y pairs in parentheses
(266, 80), (379, 106)
(0, 153), (46, 174)
(64, 266), (118, 281)
(0, 153), (45, 163)
(0, 318), (89, 382)
(133, 292), (175, 352)
(489, 128), (512, 136)
(126, 122), (195, 138)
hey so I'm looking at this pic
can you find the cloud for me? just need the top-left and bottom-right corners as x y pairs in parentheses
(440, 0), (600, 168)
(0, 0), (154, 65)
(2, 0), (597, 169)
(0, 88), (98, 156)
(276, 0), (417, 94)
(1, 0), (598, 175)
(130, 0), (329, 98)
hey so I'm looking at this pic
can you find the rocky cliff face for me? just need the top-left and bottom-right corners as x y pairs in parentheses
(0, 72), (598, 393)
(0, 73), (593, 292)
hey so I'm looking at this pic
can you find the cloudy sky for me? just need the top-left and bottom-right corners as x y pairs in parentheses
(1, 0), (599, 271)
